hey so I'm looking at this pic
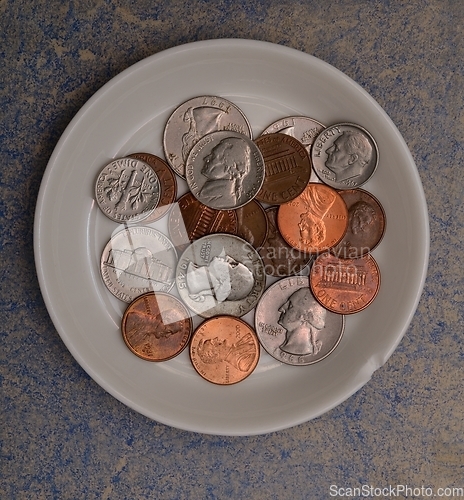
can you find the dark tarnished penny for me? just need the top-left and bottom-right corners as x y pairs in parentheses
(255, 276), (344, 365)
(129, 152), (177, 222)
(277, 183), (348, 254)
(234, 199), (268, 249)
(255, 133), (311, 204)
(258, 207), (312, 277)
(189, 316), (260, 385)
(167, 192), (238, 253)
(121, 292), (192, 361)
(310, 252), (380, 314)
(331, 188), (386, 259)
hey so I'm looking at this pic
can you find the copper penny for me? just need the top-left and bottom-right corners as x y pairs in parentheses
(189, 316), (260, 385)
(121, 292), (193, 361)
(167, 192), (238, 253)
(129, 152), (177, 222)
(331, 188), (386, 259)
(254, 133), (311, 204)
(234, 199), (268, 249)
(258, 207), (312, 277)
(310, 252), (380, 314)
(277, 183), (348, 254)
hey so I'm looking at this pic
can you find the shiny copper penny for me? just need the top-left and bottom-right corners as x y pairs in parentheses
(234, 199), (268, 249)
(167, 192), (237, 253)
(258, 207), (313, 277)
(277, 183), (348, 254)
(121, 292), (192, 361)
(129, 152), (177, 222)
(310, 252), (380, 314)
(254, 133), (311, 204)
(331, 188), (386, 259)
(189, 316), (260, 385)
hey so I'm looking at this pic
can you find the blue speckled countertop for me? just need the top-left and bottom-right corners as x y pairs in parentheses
(2, 1), (463, 498)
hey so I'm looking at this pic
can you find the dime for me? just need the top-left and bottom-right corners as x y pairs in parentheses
(185, 130), (265, 210)
(95, 157), (161, 223)
(128, 152), (177, 222)
(121, 292), (192, 361)
(331, 188), (386, 259)
(254, 132), (312, 204)
(167, 192), (238, 254)
(176, 233), (266, 318)
(189, 316), (260, 384)
(163, 95), (253, 179)
(100, 226), (177, 303)
(255, 276), (344, 365)
(258, 206), (312, 277)
(261, 115), (325, 157)
(310, 252), (380, 314)
(277, 183), (348, 254)
(234, 199), (268, 249)
(311, 122), (379, 189)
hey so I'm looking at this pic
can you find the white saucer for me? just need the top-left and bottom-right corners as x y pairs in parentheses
(34, 39), (429, 436)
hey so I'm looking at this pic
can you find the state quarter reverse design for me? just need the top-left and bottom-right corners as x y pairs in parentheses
(101, 226), (177, 303)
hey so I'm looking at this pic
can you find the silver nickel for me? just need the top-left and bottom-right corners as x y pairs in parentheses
(176, 233), (266, 318)
(101, 226), (177, 303)
(163, 95), (253, 179)
(185, 130), (265, 210)
(95, 157), (161, 223)
(255, 276), (344, 366)
(311, 123), (379, 189)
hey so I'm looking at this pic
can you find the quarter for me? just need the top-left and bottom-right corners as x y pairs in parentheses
(255, 276), (344, 365)
(176, 233), (266, 318)
(100, 226), (177, 303)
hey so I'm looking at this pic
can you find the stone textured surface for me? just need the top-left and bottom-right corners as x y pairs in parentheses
(1, 1), (463, 498)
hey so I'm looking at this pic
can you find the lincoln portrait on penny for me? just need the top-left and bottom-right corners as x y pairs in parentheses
(278, 288), (326, 356)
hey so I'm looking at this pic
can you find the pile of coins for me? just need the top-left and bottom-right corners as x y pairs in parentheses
(95, 95), (386, 385)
